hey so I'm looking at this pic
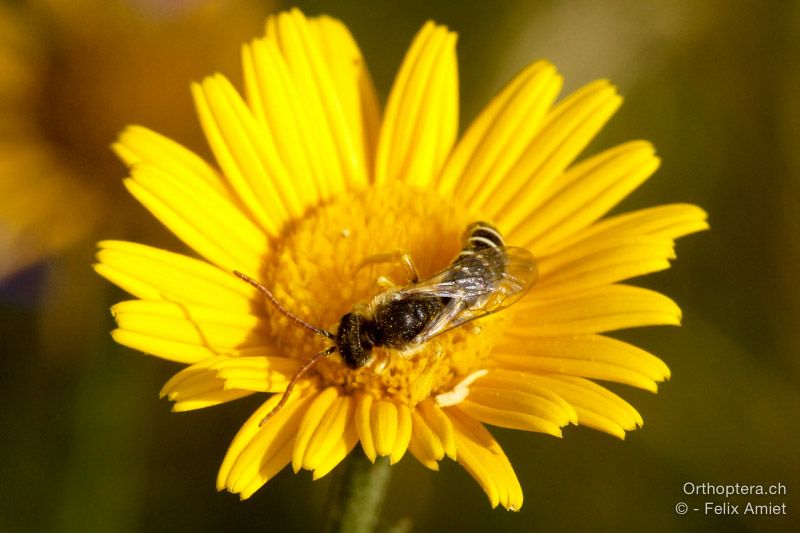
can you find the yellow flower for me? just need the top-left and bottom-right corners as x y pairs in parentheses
(0, 0), (271, 278)
(95, 8), (707, 510)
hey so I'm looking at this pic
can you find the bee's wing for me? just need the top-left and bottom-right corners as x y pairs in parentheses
(396, 246), (538, 343)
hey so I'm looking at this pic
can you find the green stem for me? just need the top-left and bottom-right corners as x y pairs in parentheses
(323, 451), (392, 533)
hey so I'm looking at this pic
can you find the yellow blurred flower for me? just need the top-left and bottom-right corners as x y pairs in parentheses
(96, 8), (707, 509)
(0, 0), (272, 277)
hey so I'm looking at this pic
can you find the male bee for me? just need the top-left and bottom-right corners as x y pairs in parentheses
(234, 222), (538, 424)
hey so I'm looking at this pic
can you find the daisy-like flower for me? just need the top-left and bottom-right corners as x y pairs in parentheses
(96, 9), (707, 510)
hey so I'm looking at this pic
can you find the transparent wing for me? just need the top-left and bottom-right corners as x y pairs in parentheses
(392, 246), (538, 343)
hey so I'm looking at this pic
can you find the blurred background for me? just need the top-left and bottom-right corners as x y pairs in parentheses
(1, 0), (797, 531)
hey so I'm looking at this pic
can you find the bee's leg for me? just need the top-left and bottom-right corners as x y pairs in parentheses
(356, 250), (420, 284)
(375, 275), (395, 290)
(395, 251), (420, 284)
(372, 353), (390, 374)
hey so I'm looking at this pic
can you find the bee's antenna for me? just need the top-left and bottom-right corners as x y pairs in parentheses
(234, 271), (336, 340)
(259, 346), (336, 426)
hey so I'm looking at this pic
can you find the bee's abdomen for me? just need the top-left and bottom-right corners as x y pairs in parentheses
(458, 221), (504, 258)
(451, 222), (508, 300)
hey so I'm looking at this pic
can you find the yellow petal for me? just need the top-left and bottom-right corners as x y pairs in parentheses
(292, 386), (340, 472)
(94, 241), (257, 313)
(308, 15), (380, 176)
(549, 203), (710, 255)
(160, 355), (230, 398)
(218, 394), (279, 490)
(311, 415), (360, 480)
(301, 394), (354, 471)
(534, 233), (675, 299)
(209, 73), (308, 220)
(448, 412), (498, 507)
(507, 141), (660, 252)
(355, 393), (376, 461)
(446, 408), (523, 511)
(417, 399), (456, 459)
(493, 334), (670, 390)
(407, 433), (440, 471)
(238, 437), (295, 500)
(458, 368), (579, 434)
(527, 375), (643, 438)
(265, 9), (368, 192)
(166, 372), (224, 403)
(113, 125), (229, 197)
(172, 390), (254, 412)
(243, 38), (323, 204)
(109, 299), (276, 365)
(212, 356), (303, 393)
(371, 399), (399, 458)
(110, 329), (218, 364)
(192, 75), (299, 235)
(472, 80), (622, 224)
(160, 355), (250, 408)
(127, 165), (267, 264)
(111, 300), (266, 351)
(221, 389), (316, 496)
(407, 408), (445, 469)
(375, 22), (458, 187)
(158, 355), (303, 410)
(458, 398), (563, 437)
(438, 61), (561, 198)
(509, 284), (682, 336)
(390, 403), (413, 464)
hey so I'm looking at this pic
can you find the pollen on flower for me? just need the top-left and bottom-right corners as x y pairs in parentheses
(256, 184), (506, 406)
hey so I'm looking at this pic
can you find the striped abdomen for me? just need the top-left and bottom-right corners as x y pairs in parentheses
(456, 221), (505, 260)
(446, 222), (508, 309)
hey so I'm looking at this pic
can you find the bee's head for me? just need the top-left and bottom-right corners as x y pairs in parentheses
(336, 313), (374, 368)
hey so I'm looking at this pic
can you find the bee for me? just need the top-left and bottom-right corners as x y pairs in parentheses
(234, 222), (538, 425)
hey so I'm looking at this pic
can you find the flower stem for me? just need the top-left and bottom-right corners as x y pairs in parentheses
(323, 451), (392, 533)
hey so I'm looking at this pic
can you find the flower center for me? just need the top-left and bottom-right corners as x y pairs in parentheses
(266, 184), (507, 406)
